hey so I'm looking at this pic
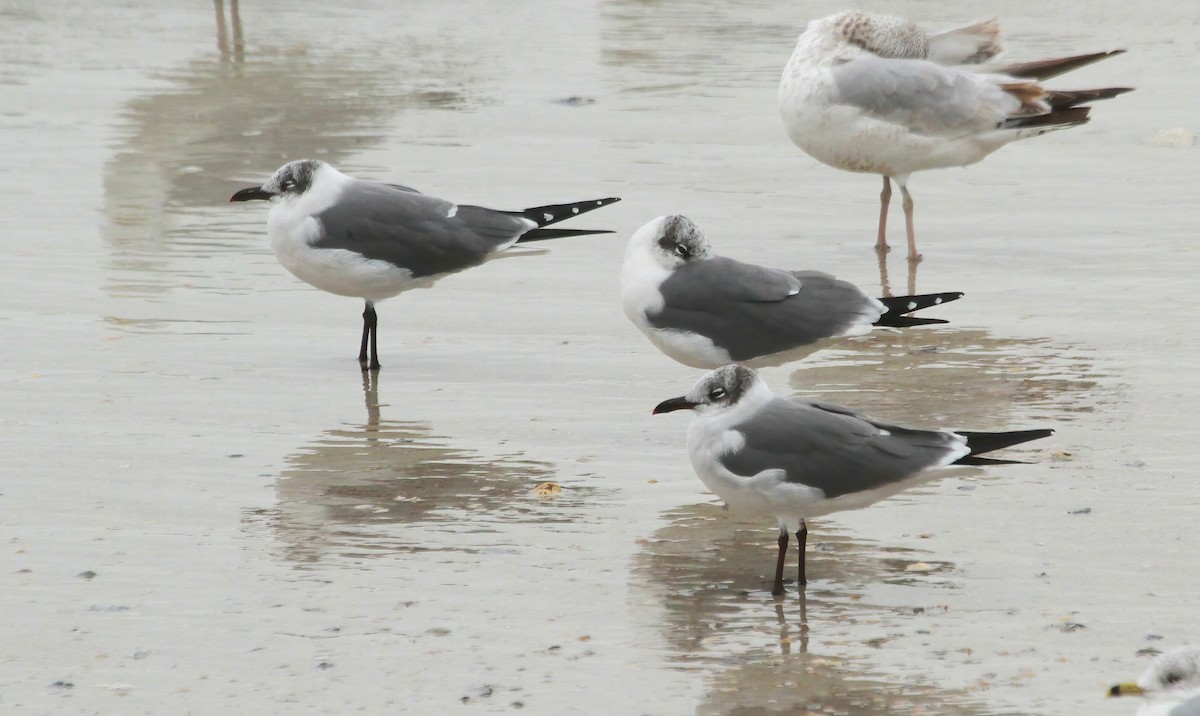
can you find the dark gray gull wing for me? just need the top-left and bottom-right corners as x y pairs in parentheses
(313, 181), (533, 279)
(720, 397), (966, 499)
(649, 257), (882, 361)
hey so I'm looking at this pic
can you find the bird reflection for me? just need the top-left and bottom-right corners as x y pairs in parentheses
(631, 504), (991, 715)
(213, 0), (243, 66)
(878, 249), (920, 297)
(698, 651), (994, 715)
(632, 502), (954, 650)
(789, 327), (1104, 428)
(264, 372), (593, 565)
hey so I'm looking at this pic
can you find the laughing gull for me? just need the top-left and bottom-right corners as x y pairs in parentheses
(652, 364), (1053, 595)
(1110, 646), (1200, 716)
(778, 10), (1132, 261)
(621, 215), (963, 369)
(230, 159), (619, 370)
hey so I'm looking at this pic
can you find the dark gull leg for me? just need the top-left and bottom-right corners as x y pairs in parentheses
(875, 175), (892, 255)
(359, 301), (380, 371)
(796, 520), (808, 588)
(772, 527), (789, 596)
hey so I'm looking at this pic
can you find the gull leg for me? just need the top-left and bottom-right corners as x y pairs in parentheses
(359, 301), (380, 371)
(796, 520), (808, 588)
(358, 302), (370, 368)
(875, 175), (892, 255)
(896, 176), (922, 263)
(772, 527), (789, 596)
(367, 302), (380, 371)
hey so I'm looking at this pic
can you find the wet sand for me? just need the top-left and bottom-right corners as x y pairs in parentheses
(2, 0), (1197, 714)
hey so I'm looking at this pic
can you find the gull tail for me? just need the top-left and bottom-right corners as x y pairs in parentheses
(1002, 85), (1132, 136)
(510, 197), (622, 242)
(874, 292), (964, 328)
(954, 429), (1055, 465)
(996, 50), (1125, 81)
(995, 50), (1132, 138)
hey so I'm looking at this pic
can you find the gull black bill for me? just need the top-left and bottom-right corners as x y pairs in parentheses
(229, 186), (273, 202)
(651, 396), (697, 414)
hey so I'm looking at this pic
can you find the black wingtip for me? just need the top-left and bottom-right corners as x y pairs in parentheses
(956, 428), (1055, 463)
(875, 291), (964, 327)
(516, 228), (616, 243)
(515, 197), (621, 228)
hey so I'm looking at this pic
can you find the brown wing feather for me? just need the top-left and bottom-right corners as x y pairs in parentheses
(1004, 106), (1091, 130)
(1045, 86), (1135, 110)
(996, 50), (1126, 81)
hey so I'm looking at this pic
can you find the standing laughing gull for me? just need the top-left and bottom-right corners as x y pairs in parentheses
(621, 215), (963, 369)
(778, 10), (1132, 261)
(652, 364), (1053, 595)
(231, 159), (620, 370)
(1110, 646), (1200, 716)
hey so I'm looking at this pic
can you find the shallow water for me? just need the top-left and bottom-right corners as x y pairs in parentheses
(2, 1), (1197, 714)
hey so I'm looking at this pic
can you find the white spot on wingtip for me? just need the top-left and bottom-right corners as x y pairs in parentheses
(595, 200), (603, 205)
(446, 204), (458, 218)
(543, 212), (553, 222)
(907, 301), (917, 310)
(572, 207), (579, 214)
(934, 297), (942, 304)
(878, 429), (891, 437)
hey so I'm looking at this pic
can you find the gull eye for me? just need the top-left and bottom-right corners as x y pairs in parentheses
(707, 387), (726, 401)
(1164, 672), (1183, 686)
(673, 243), (691, 259)
(282, 179), (297, 191)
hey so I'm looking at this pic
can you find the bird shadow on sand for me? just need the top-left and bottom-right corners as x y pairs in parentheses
(249, 372), (606, 567)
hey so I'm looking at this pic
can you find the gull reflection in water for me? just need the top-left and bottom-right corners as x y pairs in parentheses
(632, 504), (993, 716)
(264, 373), (590, 566)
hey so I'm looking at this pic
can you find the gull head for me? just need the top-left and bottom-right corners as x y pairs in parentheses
(230, 159), (327, 203)
(652, 364), (761, 416)
(816, 10), (928, 60)
(1109, 646), (1200, 703)
(628, 215), (712, 271)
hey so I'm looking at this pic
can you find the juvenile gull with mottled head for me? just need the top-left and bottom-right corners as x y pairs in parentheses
(778, 10), (1132, 261)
